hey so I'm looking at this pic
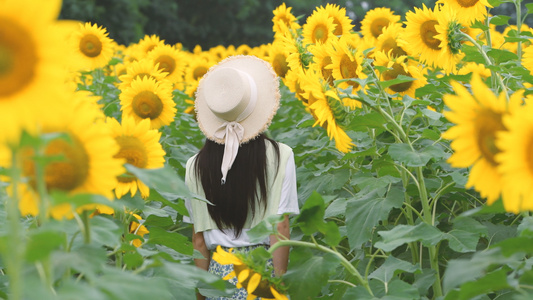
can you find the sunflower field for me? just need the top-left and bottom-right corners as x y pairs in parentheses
(1, 0), (533, 299)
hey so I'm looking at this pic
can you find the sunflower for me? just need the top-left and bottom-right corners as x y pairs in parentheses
(212, 246), (288, 300)
(434, 5), (466, 74)
(2, 91), (124, 218)
(374, 52), (427, 98)
(137, 34), (165, 56)
(283, 68), (307, 102)
(269, 42), (290, 79)
(442, 75), (521, 204)
(524, 45), (533, 76)
(436, 0), (492, 25)
(272, 3), (301, 38)
(118, 58), (168, 91)
(129, 213), (150, 247)
(236, 44), (253, 56)
(375, 23), (410, 58)
(183, 56), (215, 97)
(300, 69), (355, 153)
(209, 45), (230, 62)
(457, 62), (491, 79)
(120, 77), (176, 129)
(402, 4), (445, 71)
(495, 98), (533, 213)
(147, 44), (186, 84)
(0, 0), (68, 143)
(108, 115), (165, 199)
(69, 22), (114, 71)
(276, 31), (305, 72)
(360, 7), (401, 42)
(502, 25), (533, 54)
(322, 4), (354, 37)
(302, 8), (337, 46)
(326, 36), (367, 92)
(309, 40), (336, 86)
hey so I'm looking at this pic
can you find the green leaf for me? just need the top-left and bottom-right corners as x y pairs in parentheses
(123, 251), (144, 269)
(388, 143), (446, 167)
(94, 267), (173, 300)
(146, 227), (193, 255)
(125, 164), (195, 201)
(491, 236), (533, 256)
(285, 247), (341, 300)
(25, 229), (65, 262)
(489, 15), (510, 26)
(295, 191), (327, 235)
(348, 111), (387, 131)
(368, 256), (418, 284)
(143, 214), (175, 228)
(247, 214), (283, 244)
(445, 268), (510, 300)
(345, 187), (404, 249)
(375, 223), (446, 252)
(487, 48), (518, 64)
(89, 215), (122, 247)
(378, 75), (416, 89)
(445, 217), (487, 253)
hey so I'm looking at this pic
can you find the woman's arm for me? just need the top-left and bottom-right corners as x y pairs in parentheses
(192, 227), (210, 300)
(270, 215), (290, 276)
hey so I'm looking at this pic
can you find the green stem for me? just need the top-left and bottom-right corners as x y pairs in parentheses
(34, 146), (49, 225)
(81, 210), (91, 244)
(6, 147), (24, 300)
(460, 32), (508, 100)
(268, 240), (373, 296)
(515, 0), (523, 60)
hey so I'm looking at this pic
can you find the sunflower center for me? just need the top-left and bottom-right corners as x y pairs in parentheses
(155, 55), (176, 75)
(193, 66), (208, 81)
(420, 20), (441, 50)
(272, 53), (289, 78)
(339, 54), (360, 88)
(0, 18), (37, 97)
(321, 56), (334, 86)
(133, 73), (152, 81)
(132, 90), (164, 120)
(79, 34), (103, 58)
(333, 18), (343, 36)
(457, 0), (479, 8)
(475, 109), (505, 166)
(383, 64), (412, 93)
(23, 134), (90, 191)
(381, 38), (407, 57)
(114, 136), (148, 183)
(371, 18), (391, 38)
(312, 24), (329, 43)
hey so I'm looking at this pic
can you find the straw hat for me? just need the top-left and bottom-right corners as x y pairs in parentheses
(195, 55), (280, 184)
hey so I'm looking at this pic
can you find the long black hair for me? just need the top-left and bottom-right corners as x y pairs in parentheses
(193, 134), (280, 237)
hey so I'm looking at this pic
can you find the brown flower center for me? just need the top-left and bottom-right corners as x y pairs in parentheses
(132, 90), (164, 120)
(193, 66), (208, 81)
(475, 109), (505, 166)
(312, 24), (329, 43)
(79, 33), (103, 58)
(339, 53), (360, 89)
(381, 37), (407, 58)
(23, 134), (90, 191)
(457, 0), (479, 8)
(154, 55), (176, 75)
(272, 53), (289, 78)
(420, 20), (441, 50)
(371, 18), (391, 38)
(321, 56), (334, 86)
(114, 136), (147, 183)
(383, 63), (413, 93)
(0, 18), (37, 97)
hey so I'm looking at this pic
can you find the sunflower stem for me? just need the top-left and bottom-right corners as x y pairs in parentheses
(515, 0), (523, 60)
(268, 240), (373, 296)
(459, 31), (509, 101)
(34, 142), (50, 225)
(5, 146), (24, 300)
(81, 210), (91, 244)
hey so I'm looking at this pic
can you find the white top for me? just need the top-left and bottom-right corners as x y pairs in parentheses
(184, 153), (299, 250)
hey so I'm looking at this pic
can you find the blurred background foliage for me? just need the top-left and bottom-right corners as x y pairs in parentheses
(59, 0), (529, 50)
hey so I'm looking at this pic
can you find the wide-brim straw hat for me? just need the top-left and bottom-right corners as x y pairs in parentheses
(195, 55), (280, 144)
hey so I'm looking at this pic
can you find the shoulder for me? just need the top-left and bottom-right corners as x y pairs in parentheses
(185, 154), (199, 171)
(265, 140), (293, 154)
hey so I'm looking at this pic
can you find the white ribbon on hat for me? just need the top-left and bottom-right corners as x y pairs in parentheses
(213, 71), (258, 185)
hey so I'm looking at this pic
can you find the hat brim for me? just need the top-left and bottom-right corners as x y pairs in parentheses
(195, 55), (280, 144)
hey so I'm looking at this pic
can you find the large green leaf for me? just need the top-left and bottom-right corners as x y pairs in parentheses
(368, 256), (418, 284)
(345, 187), (404, 249)
(94, 267), (173, 300)
(25, 229), (65, 262)
(375, 223), (446, 252)
(444, 268), (511, 300)
(388, 143), (446, 167)
(146, 227), (193, 255)
(445, 217), (487, 253)
(294, 191), (341, 246)
(285, 247), (341, 300)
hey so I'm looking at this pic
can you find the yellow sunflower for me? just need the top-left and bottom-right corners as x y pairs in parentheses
(272, 3), (301, 38)
(326, 36), (367, 92)
(309, 41), (336, 86)
(0, 0), (68, 143)
(137, 34), (165, 56)
(502, 25), (533, 54)
(402, 4), (445, 71)
(496, 98), (533, 213)
(268, 42), (290, 79)
(120, 77), (177, 129)
(1, 91), (124, 218)
(276, 31), (304, 72)
(69, 22), (114, 71)
(434, 5), (466, 74)
(283, 68), (307, 102)
(108, 115), (165, 199)
(442, 75), (521, 204)
(147, 44), (186, 84)
(300, 69), (354, 153)
(302, 8), (337, 46)
(323, 4), (354, 37)
(183, 56), (215, 97)
(236, 44), (253, 56)
(457, 62), (491, 79)
(374, 52), (427, 98)
(129, 213), (150, 247)
(118, 58), (168, 91)
(436, 0), (492, 25)
(360, 7), (401, 42)
(524, 45), (533, 76)
(376, 23), (410, 58)
(212, 246), (289, 300)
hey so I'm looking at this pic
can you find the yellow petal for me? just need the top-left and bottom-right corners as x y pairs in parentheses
(247, 273), (261, 295)
(237, 269), (250, 284)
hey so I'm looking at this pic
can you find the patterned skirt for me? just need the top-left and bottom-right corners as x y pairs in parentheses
(206, 244), (273, 300)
